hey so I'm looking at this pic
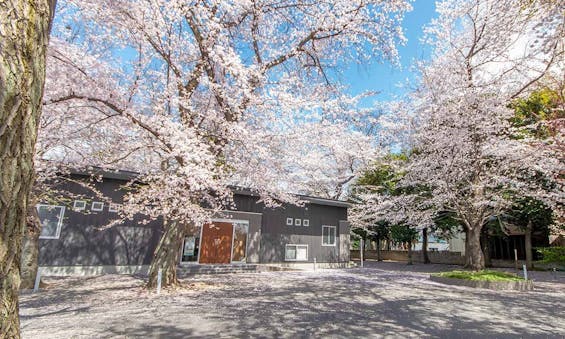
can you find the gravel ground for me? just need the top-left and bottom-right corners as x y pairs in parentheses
(20, 261), (565, 338)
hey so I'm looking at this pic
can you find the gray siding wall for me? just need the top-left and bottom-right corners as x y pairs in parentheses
(39, 176), (162, 266)
(233, 194), (349, 263)
(39, 176), (349, 267)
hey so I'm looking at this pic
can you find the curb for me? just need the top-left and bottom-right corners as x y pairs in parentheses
(430, 275), (534, 291)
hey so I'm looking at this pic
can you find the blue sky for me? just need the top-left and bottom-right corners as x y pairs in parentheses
(344, 0), (437, 103)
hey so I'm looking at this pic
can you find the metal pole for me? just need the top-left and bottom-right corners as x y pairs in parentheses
(157, 268), (162, 294)
(314, 257), (317, 271)
(522, 264), (528, 281)
(360, 238), (364, 268)
(33, 267), (42, 293)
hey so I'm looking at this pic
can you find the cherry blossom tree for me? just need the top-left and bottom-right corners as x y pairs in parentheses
(40, 0), (412, 287)
(0, 0), (57, 337)
(381, 0), (564, 270)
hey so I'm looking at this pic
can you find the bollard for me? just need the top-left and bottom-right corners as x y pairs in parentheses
(522, 264), (528, 281)
(514, 249), (518, 271)
(33, 267), (42, 293)
(313, 257), (317, 271)
(157, 268), (162, 295)
(360, 238), (364, 268)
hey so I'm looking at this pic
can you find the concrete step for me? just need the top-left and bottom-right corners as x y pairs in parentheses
(177, 264), (260, 276)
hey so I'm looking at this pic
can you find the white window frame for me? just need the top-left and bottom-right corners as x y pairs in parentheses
(302, 219), (309, 227)
(294, 218), (302, 226)
(37, 204), (65, 240)
(73, 200), (86, 211)
(286, 217), (294, 226)
(108, 203), (120, 213)
(91, 202), (104, 212)
(322, 225), (337, 246)
(285, 244), (308, 261)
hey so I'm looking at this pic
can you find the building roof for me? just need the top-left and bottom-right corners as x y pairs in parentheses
(69, 167), (351, 209)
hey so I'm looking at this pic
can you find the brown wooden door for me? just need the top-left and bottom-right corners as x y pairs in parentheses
(199, 222), (233, 264)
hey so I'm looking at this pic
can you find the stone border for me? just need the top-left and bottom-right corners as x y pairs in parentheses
(430, 275), (534, 291)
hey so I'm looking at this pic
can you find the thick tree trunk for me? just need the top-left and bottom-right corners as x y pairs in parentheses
(20, 204), (41, 289)
(0, 1), (55, 337)
(407, 242), (413, 265)
(464, 226), (485, 271)
(422, 228), (430, 264)
(147, 220), (184, 289)
(525, 220), (533, 270)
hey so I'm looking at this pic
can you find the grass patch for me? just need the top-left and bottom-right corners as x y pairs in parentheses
(435, 270), (524, 282)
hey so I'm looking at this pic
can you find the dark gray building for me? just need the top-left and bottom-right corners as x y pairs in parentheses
(37, 169), (350, 275)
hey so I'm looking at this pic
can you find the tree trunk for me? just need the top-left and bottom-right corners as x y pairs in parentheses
(147, 220), (184, 289)
(407, 242), (413, 265)
(480, 229), (491, 268)
(376, 236), (382, 261)
(0, 1), (55, 336)
(464, 226), (485, 271)
(525, 220), (533, 270)
(20, 204), (41, 289)
(422, 227), (430, 264)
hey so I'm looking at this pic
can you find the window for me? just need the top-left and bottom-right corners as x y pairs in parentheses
(73, 200), (86, 211)
(108, 203), (120, 213)
(286, 217), (294, 226)
(91, 202), (104, 211)
(37, 205), (65, 239)
(285, 244), (308, 261)
(322, 225), (336, 246)
(302, 219), (309, 227)
(294, 218), (301, 226)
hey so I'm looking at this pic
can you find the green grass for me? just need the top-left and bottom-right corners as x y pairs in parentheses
(435, 270), (524, 282)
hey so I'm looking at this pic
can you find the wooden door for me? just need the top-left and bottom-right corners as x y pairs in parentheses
(199, 222), (233, 264)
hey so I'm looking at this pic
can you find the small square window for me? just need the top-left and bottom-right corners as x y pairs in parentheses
(294, 218), (301, 226)
(73, 200), (86, 211)
(108, 203), (120, 213)
(91, 202), (104, 212)
(303, 219), (309, 227)
(286, 217), (293, 226)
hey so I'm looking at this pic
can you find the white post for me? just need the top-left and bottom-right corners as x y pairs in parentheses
(360, 238), (364, 268)
(514, 249), (518, 270)
(156, 268), (162, 295)
(313, 257), (317, 271)
(33, 267), (42, 293)
(522, 264), (528, 281)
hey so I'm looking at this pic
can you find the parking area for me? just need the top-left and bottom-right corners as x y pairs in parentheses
(20, 262), (565, 338)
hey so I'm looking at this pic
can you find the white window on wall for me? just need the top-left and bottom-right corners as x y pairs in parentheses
(73, 200), (86, 211)
(294, 218), (301, 226)
(302, 219), (309, 227)
(108, 203), (120, 213)
(322, 225), (336, 246)
(37, 205), (65, 239)
(285, 244), (308, 261)
(286, 217), (294, 226)
(91, 202), (104, 211)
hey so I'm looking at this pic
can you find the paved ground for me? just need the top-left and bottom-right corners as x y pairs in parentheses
(20, 261), (565, 338)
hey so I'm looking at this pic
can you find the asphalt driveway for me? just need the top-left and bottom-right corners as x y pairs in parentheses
(20, 261), (565, 338)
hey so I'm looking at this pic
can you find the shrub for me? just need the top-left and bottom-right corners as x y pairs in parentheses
(535, 247), (565, 265)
